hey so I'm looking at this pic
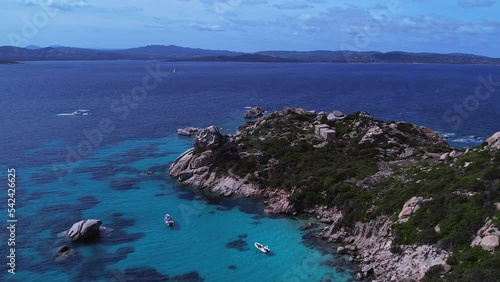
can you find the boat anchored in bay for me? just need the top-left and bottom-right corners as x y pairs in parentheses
(164, 214), (174, 227)
(72, 109), (91, 116)
(254, 242), (270, 254)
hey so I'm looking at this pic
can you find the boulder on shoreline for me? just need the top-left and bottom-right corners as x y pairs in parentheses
(177, 127), (201, 137)
(57, 245), (71, 256)
(327, 110), (345, 121)
(194, 125), (225, 151)
(486, 131), (500, 148)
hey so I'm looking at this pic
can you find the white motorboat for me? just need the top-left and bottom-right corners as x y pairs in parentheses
(254, 242), (270, 253)
(72, 109), (91, 116)
(164, 214), (174, 226)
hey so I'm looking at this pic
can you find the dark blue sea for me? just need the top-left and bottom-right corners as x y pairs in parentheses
(0, 61), (499, 282)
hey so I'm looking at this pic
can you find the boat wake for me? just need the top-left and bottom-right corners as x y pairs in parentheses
(441, 132), (456, 138)
(57, 231), (68, 237)
(57, 109), (91, 116)
(449, 136), (483, 144)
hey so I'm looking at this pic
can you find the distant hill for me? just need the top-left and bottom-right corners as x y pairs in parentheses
(116, 44), (242, 59)
(257, 50), (500, 64)
(0, 44), (499, 65)
(169, 53), (300, 62)
(25, 45), (42, 50)
(0, 45), (241, 61)
(0, 46), (131, 61)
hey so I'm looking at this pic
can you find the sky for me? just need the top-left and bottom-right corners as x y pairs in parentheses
(1, 0), (500, 56)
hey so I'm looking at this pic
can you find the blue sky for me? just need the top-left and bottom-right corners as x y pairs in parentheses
(2, 0), (500, 56)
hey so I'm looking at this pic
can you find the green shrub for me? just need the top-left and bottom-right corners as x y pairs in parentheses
(441, 247), (500, 282)
(390, 245), (403, 254)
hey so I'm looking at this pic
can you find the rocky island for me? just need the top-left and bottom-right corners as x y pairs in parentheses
(169, 108), (500, 281)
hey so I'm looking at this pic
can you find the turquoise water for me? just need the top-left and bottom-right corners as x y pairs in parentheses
(5, 134), (352, 281)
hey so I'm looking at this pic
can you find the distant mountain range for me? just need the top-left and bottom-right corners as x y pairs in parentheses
(1, 44), (499, 65)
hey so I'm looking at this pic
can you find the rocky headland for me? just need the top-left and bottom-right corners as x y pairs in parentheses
(169, 108), (500, 281)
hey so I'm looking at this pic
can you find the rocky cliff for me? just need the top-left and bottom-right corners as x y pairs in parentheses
(169, 108), (500, 281)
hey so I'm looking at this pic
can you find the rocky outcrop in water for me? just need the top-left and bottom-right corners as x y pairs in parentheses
(169, 127), (258, 197)
(244, 106), (265, 118)
(67, 219), (102, 242)
(56, 245), (72, 258)
(177, 127), (201, 136)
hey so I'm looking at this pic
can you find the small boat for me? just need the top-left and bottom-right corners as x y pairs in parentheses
(254, 242), (270, 253)
(164, 214), (174, 226)
(72, 109), (91, 116)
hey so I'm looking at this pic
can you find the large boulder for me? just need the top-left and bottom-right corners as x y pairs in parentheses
(56, 245), (72, 257)
(194, 126), (224, 151)
(398, 197), (423, 220)
(177, 127), (201, 137)
(244, 106), (265, 118)
(360, 126), (385, 144)
(480, 235), (499, 251)
(470, 218), (500, 251)
(440, 152), (450, 160)
(486, 132), (500, 145)
(67, 219), (102, 242)
(327, 110), (345, 121)
(191, 150), (215, 169)
(487, 132), (500, 148)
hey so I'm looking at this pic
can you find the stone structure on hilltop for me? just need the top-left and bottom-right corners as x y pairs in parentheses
(314, 124), (336, 140)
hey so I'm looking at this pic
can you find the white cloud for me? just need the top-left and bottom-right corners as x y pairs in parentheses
(273, 2), (312, 10)
(190, 22), (225, 31)
(459, 0), (496, 8)
(17, 0), (88, 11)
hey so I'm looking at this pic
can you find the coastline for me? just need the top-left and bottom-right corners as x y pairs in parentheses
(169, 107), (500, 281)
(168, 164), (449, 281)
